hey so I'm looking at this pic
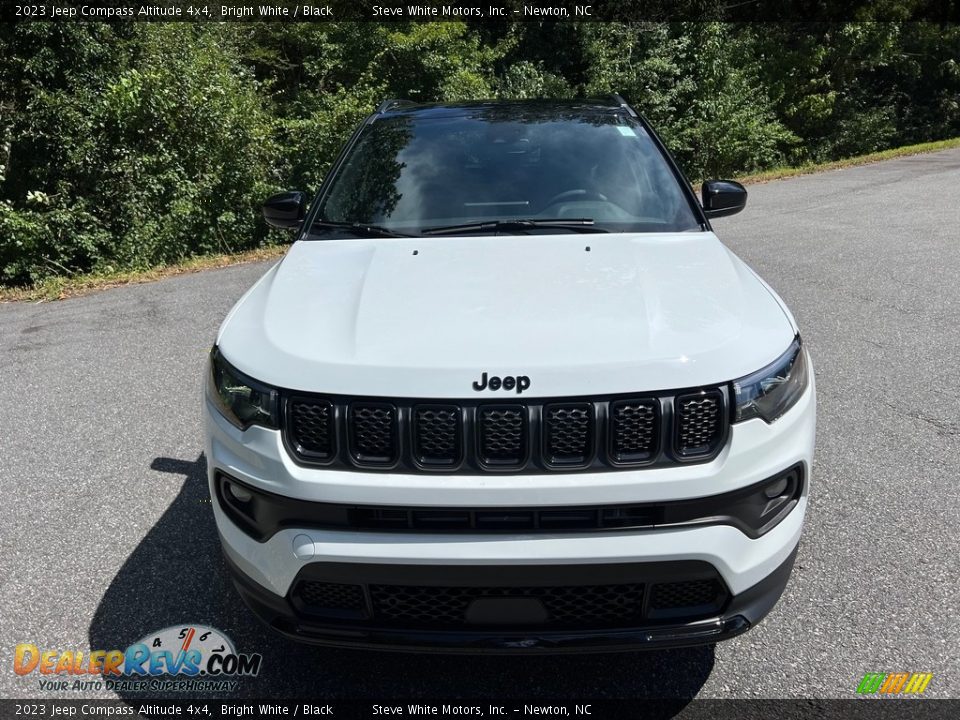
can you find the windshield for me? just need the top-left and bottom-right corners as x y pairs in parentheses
(312, 107), (702, 236)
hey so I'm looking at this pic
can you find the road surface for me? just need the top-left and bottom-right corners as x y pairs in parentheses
(2, 149), (958, 704)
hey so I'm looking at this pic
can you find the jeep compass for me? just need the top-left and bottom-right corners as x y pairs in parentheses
(204, 97), (815, 652)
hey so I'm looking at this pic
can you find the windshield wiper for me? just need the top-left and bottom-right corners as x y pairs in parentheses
(421, 218), (607, 235)
(309, 220), (416, 238)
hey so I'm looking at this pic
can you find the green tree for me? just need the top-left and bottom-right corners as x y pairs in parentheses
(0, 23), (276, 284)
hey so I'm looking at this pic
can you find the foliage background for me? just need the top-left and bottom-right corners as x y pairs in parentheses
(0, 21), (958, 287)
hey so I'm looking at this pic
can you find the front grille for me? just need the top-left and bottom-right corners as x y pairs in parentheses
(675, 390), (723, 456)
(291, 574), (728, 628)
(478, 406), (527, 467)
(284, 387), (728, 474)
(609, 400), (658, 463)
(543, 404), (594, 466)
(289, 400), (334, 460)
(413, 405), (461, 466)
(369, 583), (646, 627)
(348, 403), (398, 465)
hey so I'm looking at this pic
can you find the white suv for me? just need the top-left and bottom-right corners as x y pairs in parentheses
(204, 97), (815, 652)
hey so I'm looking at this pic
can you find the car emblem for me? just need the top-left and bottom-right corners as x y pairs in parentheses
(472, 372), (530, 394)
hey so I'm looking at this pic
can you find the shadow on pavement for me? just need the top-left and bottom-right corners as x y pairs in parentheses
(89, 454), (714, 705)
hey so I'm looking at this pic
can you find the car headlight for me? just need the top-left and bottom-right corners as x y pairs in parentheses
(733, 338), (809, 423)
(207, 348), (279, 430)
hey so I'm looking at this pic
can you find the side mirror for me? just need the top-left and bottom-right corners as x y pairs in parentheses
(262, 191), (307, 229)
(701, 180), (747, 219)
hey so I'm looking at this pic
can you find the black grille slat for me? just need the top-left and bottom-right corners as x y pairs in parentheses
(349, 403), (398, 465)
(478, 406), (527, 467)
(413, 405), (462, 466)
(289, 400), (335, 459)
(475, 511), (535, 530)
(285, 389), (726, 473)
(350, 508), (411, 529)
(368, 583), (646, 628)
(411, 510), (472, 529)
(675, 391), (723, 456)
(349, 505), (667, 532)
(544, 403), (594, 466)
(600, 507), (660, 528)
(609, 399), (658, 463)
(539, 509), (599, 529)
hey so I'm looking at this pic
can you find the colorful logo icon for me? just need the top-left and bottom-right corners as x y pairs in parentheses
(856, 672), (933, 696)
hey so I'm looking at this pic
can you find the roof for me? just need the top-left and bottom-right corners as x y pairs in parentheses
(375, 98), (635, 121)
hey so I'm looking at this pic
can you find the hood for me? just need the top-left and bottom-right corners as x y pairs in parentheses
(217, 233), (796, 397)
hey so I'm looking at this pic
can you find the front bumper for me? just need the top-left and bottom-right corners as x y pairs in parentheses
(222, 544), (798, 653)
(205, 380), (814, 651)
(211, 476), (806, 651)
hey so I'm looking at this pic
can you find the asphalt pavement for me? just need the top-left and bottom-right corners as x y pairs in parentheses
(1, 149), (959, 704)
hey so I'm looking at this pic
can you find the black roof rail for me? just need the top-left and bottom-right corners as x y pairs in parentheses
(608, 93), (638, 118)
(376, 98), (416, 114)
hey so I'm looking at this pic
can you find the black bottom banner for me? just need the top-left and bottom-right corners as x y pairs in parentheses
(2, 699), (959, 720)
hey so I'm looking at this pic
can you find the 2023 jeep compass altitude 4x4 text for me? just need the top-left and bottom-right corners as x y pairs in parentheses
(204, 97), (815, 653)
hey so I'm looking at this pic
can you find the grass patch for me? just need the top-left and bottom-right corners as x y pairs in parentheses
(735, 137), (960, 185)
(3, 137), (959, 303)
(0, 245), (287, 303)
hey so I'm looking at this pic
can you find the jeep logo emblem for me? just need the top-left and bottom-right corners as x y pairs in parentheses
(472, 372), (530, 394)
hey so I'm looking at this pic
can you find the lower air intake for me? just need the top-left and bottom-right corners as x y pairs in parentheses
(367, 583), (646, 627)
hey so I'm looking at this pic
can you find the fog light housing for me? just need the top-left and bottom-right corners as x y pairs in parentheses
(764, 477), (789, 499)
(752, 466), (802, 532)
(227, 482), (253, 504)
(216, 473), (266, 540)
